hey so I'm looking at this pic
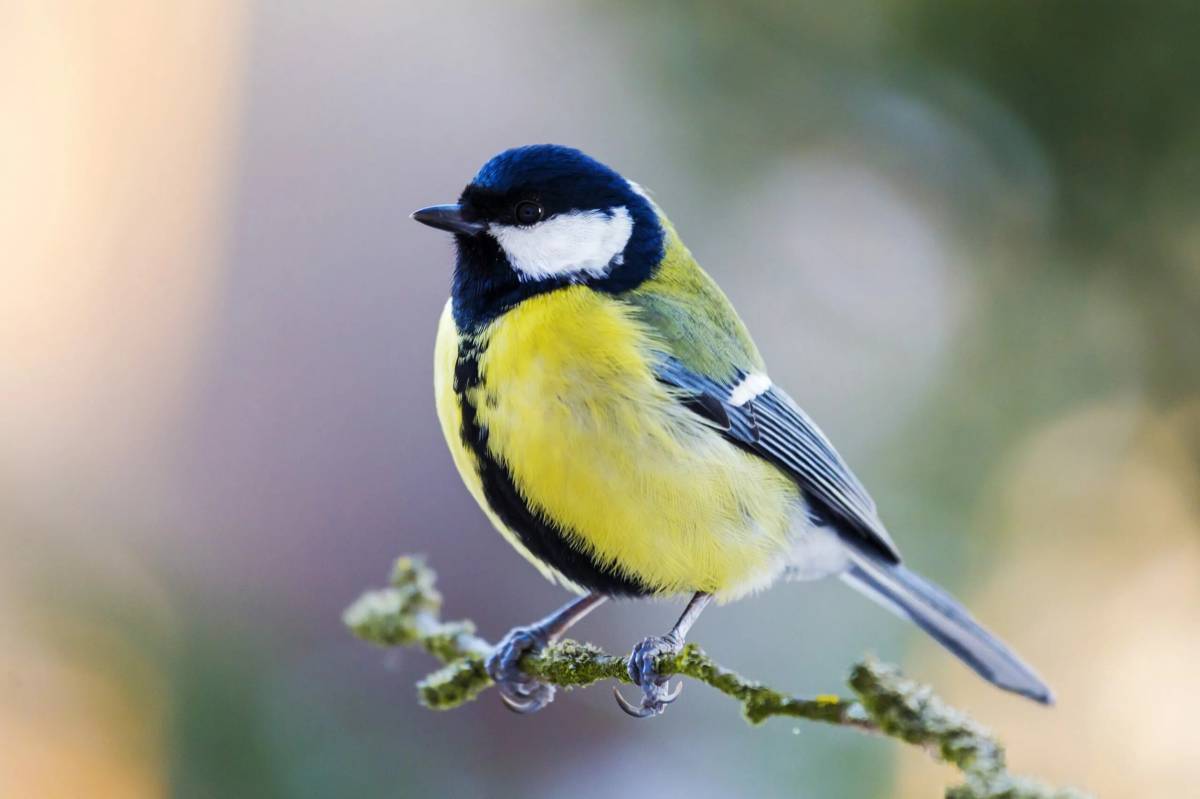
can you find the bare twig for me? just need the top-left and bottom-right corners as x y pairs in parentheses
(345, 556), (1088, 799)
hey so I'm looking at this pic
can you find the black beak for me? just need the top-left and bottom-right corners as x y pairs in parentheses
(411, 204), (487, 236)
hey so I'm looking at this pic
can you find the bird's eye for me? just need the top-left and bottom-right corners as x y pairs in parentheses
(514, 200), (543, 225)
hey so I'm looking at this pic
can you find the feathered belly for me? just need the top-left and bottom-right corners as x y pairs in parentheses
(460, 288), (803, 600)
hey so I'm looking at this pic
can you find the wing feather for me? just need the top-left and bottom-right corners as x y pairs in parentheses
(656, 357), (901, 564)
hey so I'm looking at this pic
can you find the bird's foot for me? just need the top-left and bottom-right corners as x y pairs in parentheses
(613, 633), (684, 718)
(486, 626), (555, 714)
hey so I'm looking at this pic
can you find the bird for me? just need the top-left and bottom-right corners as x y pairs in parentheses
(411, 144), (1052, 718)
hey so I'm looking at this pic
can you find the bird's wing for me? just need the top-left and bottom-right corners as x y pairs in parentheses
(622, 226), (899, 563)
(654, 355), (902, 564)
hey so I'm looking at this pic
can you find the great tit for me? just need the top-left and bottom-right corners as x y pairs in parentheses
(412, 144), (1052, 717)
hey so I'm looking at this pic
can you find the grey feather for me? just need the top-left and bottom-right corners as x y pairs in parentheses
(841, 557), (1054, 704)
(655, 357), (901, 564)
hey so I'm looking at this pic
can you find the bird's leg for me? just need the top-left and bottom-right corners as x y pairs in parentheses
(487, 592), (607, 714)
(614, 591), (713, 718)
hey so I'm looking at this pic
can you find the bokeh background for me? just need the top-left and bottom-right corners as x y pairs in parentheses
(4, 2), (1199, 796)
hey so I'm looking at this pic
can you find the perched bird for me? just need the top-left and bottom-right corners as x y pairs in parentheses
(412, 144), (1052, 717)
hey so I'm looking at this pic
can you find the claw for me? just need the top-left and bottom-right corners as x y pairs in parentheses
(487, 627), (556, 714)
(500, 691), (540, 714)
(611, 681), (683, 718)
(613, 685), (657, 718)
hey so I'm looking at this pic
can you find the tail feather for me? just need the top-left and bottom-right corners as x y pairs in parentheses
(841, 558), (1053, 704)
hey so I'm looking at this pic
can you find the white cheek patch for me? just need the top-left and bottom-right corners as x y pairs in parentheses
(489, 206), (633, 281)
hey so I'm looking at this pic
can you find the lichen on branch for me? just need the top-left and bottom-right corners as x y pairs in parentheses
(345, 556), (1088, 799)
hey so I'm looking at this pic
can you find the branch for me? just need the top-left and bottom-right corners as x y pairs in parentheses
(345, 556), (1089, 799)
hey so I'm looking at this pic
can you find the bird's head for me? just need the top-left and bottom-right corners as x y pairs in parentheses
(413, 145), (665, 328)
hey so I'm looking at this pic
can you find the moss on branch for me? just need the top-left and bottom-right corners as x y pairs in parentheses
(345, 556), (1088, 799)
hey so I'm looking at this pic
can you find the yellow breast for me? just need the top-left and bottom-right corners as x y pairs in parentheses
(434, 289), (800, 600)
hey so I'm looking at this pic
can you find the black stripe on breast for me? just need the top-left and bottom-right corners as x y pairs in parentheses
(454, 337), (651, 597)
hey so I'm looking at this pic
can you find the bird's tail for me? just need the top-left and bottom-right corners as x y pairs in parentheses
(841, 557), (1053, 704)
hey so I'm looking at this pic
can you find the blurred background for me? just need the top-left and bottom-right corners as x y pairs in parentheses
(3, 1), (1198, 796)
